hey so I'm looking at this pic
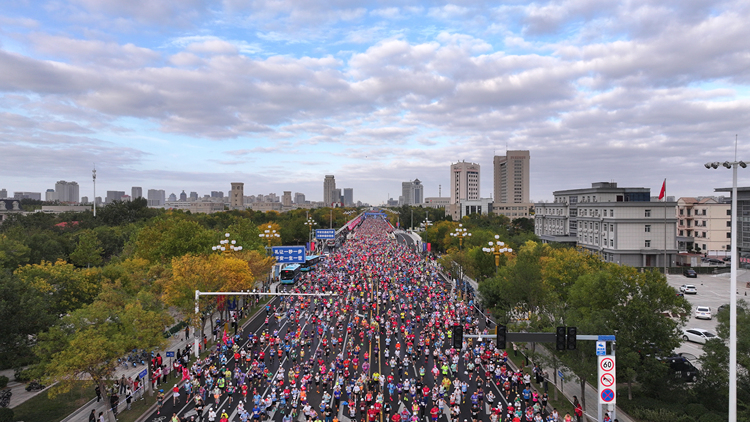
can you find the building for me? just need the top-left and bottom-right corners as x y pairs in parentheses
(45, 189), (56, 202)
(676, 197), (730, 255)
(0, 189), (6, 199)
(323, 175), (336, 206)
(449, 162), (480, 220)
(715, 186), (750, 268)
(401, 179), (423, 205)
(230, 183), (244, 210)
(179, 191), (187, 202)
(422, 197), (450, 209)
(105, 191), (125, 203)
(343, 188), (354, 207)
(450, 162), (480, 204)
(493, 150), (533, 220)
(295, 192), (306, 205)
(189, 191), (199, 201)
(457, 198), (494, 219)
(0, 199), (25, 224)
(147, 189), (166, 206)
(282, 191), (292, 207)
(55, 181), (79, 203)
(332, 188), (342, 207)
(535, 182), (677, 268)
(494, 150), (530, 204)
(81, 196), (89, 203)
(39, 205), (92, 214)
(211, 191), (224, 198)
(131, 187), (143, 200)
(14, 192), (42, 200)
(249, 202), (283, 212)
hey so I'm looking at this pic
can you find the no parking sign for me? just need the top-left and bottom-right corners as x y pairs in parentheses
(598, 355), (616, 404)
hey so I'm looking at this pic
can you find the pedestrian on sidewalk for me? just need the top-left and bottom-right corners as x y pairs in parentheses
(88, 409), (96, 422)
(94, 385), (101, 402)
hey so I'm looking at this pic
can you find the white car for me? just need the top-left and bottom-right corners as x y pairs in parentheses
(682, 328), (717, 344)
(680, 284), (698, 294)
(695, 306), (712, 320)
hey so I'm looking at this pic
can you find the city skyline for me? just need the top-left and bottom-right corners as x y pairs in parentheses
(2, 1), (750, 204)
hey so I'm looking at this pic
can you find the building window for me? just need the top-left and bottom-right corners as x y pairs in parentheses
(645, 240), (651, 247)
(645, 209), (651, 217)
(727, 232), (731, 238)
(645, 225), (651, 233)
(610, 225), (614, 232)
(610, 239), (614, 246)
(604, 210), (607, 217)
(727, 209), (731, 216)
(679, 209), (684, 215)
(610, 209), (614, 217)
(679, 230), (684, 236)
(702, 244), (706, 250)
(727, 221), (732, 227)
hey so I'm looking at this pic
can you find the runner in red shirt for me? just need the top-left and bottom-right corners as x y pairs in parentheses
(430, 406), (440, 422)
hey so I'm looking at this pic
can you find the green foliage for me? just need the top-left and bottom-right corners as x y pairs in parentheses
(14, 260), (102, 316)
(697, 413), (725, 422)
(685, 403), (708, 419)
(0, 234), (30, 269)
(14, 367), (31, 382)
(96, 197), (161, 226)
(627, 407), (694, 422)
(0, 407), (13, 422)
(69, 230), (104, 267)
(0, 271), (57, 369)
(132, 215), (215, 262)
(0, 375), (8, 388)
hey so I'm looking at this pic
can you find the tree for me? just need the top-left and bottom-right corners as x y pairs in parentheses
(34, 283), (170, 399)
(14, 260), (102, 316)
(69, 230), (104, 268)
(257, 222), (282, 247)
(0, 234), (30, 269)
(224, 219), (264, 252)
(0, 271), (56, 369)
(697, 300), (750, 417)
(162, 253), (256, 339)
(133, 216), (216, 262)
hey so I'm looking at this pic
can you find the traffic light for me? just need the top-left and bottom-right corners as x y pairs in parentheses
(452, 325), (463, 349)
(556, 326), (566, 351)
(566, 326), (577, 350)
(496, 325), (507, 349)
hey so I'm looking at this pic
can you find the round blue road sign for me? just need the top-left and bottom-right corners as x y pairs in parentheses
(601, 388), (615, 402)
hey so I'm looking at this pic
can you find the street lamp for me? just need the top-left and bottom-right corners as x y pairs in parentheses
(258, 224), (280, 247)
(705, 158), (746, 422)
(212, 232), (243, 253)
(304, 215), (316, 250)
(450, 223), (472, 249)
(482, 234), (513, 270)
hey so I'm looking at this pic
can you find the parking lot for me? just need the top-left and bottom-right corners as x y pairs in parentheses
(666, 269), (750, 363)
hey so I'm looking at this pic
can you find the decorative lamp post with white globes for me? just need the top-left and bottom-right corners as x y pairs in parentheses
(258, 224), (280, 248)
(482, 234), (514, 271)
(450, 223), (472, 249)
(212, 233), (243, 254)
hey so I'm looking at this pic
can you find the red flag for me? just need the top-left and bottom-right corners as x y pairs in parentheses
(658, 179), (666, 200)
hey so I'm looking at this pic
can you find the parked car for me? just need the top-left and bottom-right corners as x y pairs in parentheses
(717, 304), (729, 314)
(658, 356), (700, 382)
(695, 306), (712, 320)
(680, 284), (698, 294)
(683, 269), (697, 278)
(682, 328), (717, 344)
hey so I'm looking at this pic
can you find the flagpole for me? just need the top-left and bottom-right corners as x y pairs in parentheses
(663, 179), (667, 277)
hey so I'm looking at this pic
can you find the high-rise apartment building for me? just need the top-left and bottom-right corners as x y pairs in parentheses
(493, 150), (533, 220)
(343, 188), (354, 207)
(55, 180), (79, 203)
(230, 182), (244, 210)
(189, 191), (199, 201)
(324, 175), (336, 206)
(106, 191), (125, 203)
(400, 179), (423, 205)
(494, 150), (529, 204)
(131, 187), (143, 200)
(147, 189), (166, 206)
(282, 191), (292, 207)
(211, 191), (224, 198)
(294, 192), (306, 205)
(0, 189), (6, 199)
(168, 193), (177, 202)
(450, 162), (480, 204)
(46, 189), (56, 201)
(179, 191), (188, 201)
(332, 189), (342, 206)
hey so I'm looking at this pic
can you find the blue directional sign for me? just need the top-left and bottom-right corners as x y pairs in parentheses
(165, 351), (175, 358)
(558, 370), (564, 380)
(598, 335), (616, 341)
(316, 229), (336, 239)
(272, 246), (306, 263)
(596, 341), (606, 356)
(138, 369), (147, 379)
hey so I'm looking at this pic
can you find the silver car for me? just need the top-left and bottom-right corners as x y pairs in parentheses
(682, 328), (717, 344)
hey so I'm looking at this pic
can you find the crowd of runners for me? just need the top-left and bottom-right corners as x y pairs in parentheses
(153, 216), (575, 422)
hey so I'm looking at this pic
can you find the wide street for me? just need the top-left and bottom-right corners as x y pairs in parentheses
(141, 216), (548, 422)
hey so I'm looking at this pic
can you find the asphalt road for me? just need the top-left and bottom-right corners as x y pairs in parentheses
(142, 222), (540, 422)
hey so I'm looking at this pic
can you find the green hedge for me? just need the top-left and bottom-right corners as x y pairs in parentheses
(164, 320), (188, 338)
(0, 408), (13, 422)
(0, 376), (7, 389)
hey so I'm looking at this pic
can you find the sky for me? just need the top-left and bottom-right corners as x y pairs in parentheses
(2, 0), (750, 205)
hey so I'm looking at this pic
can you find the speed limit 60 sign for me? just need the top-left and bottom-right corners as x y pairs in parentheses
(598, 355), (616, 404)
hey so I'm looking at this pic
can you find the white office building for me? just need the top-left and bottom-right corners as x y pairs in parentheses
(535, 182), (677, 268)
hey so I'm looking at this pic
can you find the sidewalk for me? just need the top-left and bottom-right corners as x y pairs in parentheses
(60, 333), (195, 422)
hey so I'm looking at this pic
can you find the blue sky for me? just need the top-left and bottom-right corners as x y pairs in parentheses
(2, 0), (750, 204)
